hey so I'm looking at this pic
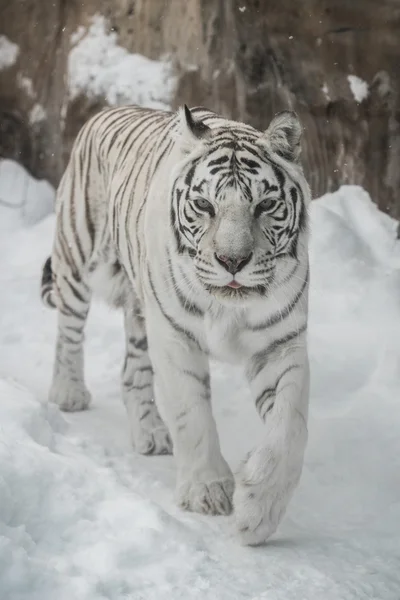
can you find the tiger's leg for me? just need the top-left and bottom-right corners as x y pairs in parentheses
(146, 313), (234, 515)
(234, 336), (309, 545)
(49, 270), (92, 412)
(122, 299), (172, 455)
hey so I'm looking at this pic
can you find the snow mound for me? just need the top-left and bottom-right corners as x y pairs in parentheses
(0, 379), (223, 600)
(0, 170), (400, 598)
(0, 159), (54, 229)
(347, 74), (369, 103)
(0, 35), (19, 70)
(68, 15), (176, 110)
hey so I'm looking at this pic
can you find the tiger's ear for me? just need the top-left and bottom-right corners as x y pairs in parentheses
(175, 105), (212, 153)
(261, 111), (302, 162)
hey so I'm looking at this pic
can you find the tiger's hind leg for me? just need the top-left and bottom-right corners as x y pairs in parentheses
(122, 297), (172, 455)
(49, 269), (92, 412)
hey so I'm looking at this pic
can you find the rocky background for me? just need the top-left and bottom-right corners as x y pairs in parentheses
(0, 0), (399, 219)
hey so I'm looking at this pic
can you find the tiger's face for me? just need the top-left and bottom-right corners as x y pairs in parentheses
(171, 108), (310, 304)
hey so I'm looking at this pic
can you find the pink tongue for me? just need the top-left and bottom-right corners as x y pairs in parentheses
(227, 281), (242, 289)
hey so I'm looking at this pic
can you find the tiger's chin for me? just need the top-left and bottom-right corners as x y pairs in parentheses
(203, 283), (267, 306)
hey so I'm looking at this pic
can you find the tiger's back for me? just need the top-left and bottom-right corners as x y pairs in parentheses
(48, 105), (173, 309)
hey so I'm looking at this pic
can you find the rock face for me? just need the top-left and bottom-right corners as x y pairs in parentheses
(0, 0), (399, 219)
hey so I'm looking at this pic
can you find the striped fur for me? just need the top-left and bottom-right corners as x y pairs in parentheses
(41, 104), (311, 544)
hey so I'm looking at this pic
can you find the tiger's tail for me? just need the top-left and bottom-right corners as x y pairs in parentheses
(41, 256), (56, 308)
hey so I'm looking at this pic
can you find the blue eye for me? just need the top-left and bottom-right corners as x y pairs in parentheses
(193, 198), (215, 216)
(255, 197), (275, 217)
(259, 198), (272, 210)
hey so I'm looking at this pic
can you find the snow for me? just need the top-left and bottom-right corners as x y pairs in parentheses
(29, 103), (47, 125)
(321, 82), (330, 100)
(0, 159), (55, 228)
(348, 75), (369, 103)
(17, 74), (35, 98)
(0, 35), (19, 70)
(0, 161), (400, 599)
(68, 15), (176, 110)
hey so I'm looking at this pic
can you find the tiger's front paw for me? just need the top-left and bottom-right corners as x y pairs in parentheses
(234, 479), (285, 545)
(233, 447), (303, 545)
(135, 423), (173, 456)
(177, 474), (235, 516)
(128, 401), (173, 456)
(49, 379), (91, 412)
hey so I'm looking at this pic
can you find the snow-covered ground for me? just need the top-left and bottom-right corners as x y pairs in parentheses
(1, 160), (400, 600)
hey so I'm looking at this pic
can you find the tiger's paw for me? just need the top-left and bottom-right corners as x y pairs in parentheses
(49, 380), (92, 412)
(177, 475), (234, 516)
(129, 402), (173, 455)
(234, 479), (284, 545)
(134, 423), (173, 455)
(233, 449), (301, 545)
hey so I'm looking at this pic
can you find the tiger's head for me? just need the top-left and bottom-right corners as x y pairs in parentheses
(170, 106), (311, 305)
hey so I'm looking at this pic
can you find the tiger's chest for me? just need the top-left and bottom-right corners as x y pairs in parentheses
(204, 308), (266, 364)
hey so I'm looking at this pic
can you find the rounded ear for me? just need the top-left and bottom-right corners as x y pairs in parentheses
(175, 105), (212, 154)
(260, 111), (303, 162)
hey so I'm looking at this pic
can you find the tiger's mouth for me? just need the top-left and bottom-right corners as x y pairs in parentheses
(203, 283), (267, 299)
(226, 280), (242, 289)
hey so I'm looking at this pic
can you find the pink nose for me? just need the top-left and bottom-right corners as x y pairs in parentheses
(215, 252), (253, 275)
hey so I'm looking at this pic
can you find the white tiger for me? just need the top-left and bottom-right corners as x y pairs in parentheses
(41, 104), (311, 545)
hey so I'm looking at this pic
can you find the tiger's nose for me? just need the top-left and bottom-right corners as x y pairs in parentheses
(215, 252), (253, 275)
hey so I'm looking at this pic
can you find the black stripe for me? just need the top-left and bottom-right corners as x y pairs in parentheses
(83, 135), (96, 246)
(249, 324), (307, 379)
(63, 276), (88, 304)
(264, 402), (274, 415)
(240, 157), (260, 170)
(128, 335), (148, 352)
(196, 266), (216, 277)
(101, 111), (137, 153)
(65, 324), (83, 334)
(250, 264), (309, 331)
(97, 109), (139, 156)
(207, 155), (229, 167)
(182, 369), (210, 389)
(129, 382), (151, 391)
(254, 363), (301, 415)
(59, 297), (87, 320)
(251, 267), (274, 276)
(68, 166), (85, 266)
(58, 198), (79, 277)
(185, 162), (198, 186)
(41, 257), (52, 286)
(170, 201), (186, 254)
(167, 251), (203, 317)
(61, 333), (81, 345)
(176, 186), (196, 251)
(136, 366), (153, 374)
(118, 112), (163, 158)
(297, 187), (307, 232)
(176, 409), (188, 421)
(147, 267), (202, 350)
